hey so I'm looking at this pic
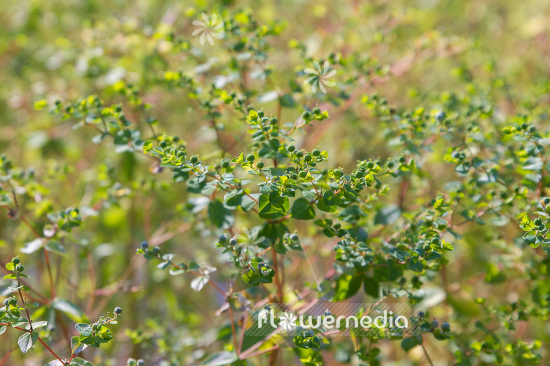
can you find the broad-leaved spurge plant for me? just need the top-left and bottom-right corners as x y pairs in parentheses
(1, 1), (550, 365)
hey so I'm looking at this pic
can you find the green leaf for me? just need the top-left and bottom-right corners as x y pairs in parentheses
(258, 193), (289, 219)
(46, 357), (94, 366)
(401, 336), (422, 351)
(34, 100), (48, 110)
(447, 294), (480, 317)
(333, 274), (362, 301)
(363, 276), (380, 298)
(142, 141), (153, 153)
(484, 262), (506, 284)
(27, 320), (47, 329)
(21, 238), (44, 254)
(191, 275), (210, 292)
(208, 199), (234, 228)
(279, 93), (296, 107)
(523, 157), (543, 171)
(18, 331), (38, 353)
(291, 197), (316, 220)
(75, 323), (93, 336)
(257, 90), (279, 103)
(201, 351), (239, 366)
(70, 358), (94, 366)
(45, 240), (66, 254)
(374, 204), (401, 225)
(248, 110), (258, 120)
(71, 336), (88, 354)
(52, 298), (88, 323)
(241, 194), (259, 212)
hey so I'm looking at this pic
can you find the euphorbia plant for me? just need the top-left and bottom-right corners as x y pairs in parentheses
(1, 3), (549, 366)
(1, 256), (121, 365)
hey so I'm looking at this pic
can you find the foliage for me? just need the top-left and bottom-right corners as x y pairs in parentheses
(1, 0), (550, 365)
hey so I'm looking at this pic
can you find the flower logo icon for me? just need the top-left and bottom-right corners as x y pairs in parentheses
(278, 311), (297, 331)
(192, 13), (225, 45)
(304, 61), (336, 94)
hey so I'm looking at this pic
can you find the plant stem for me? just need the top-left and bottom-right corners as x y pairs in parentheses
(0, 323), (66, 364)
(421, 344), (434, 366)
(17, 279), (33, 332)
(228, 306), (239, 357)
(271, 244), (283, 302)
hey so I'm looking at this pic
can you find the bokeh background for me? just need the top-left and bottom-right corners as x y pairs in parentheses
(1, 0), (550, 364)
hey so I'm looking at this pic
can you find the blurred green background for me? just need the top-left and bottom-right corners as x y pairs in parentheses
(1, 0), (550, 364)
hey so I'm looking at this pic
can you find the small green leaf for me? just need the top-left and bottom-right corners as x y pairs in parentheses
(71, 336), (88, 354)
(190, 275), (209, 292)
(34, 100), (48, 110)
(401, 336), (422, 351)
(201, 351), (239, 366)
(20, 238), (44, 254)
(208, 199), (234, 228)
(291, 197), (316, 220)
(333, 274), (362, 301)
(363, 276), (380, 298)
(52, 298), (88, 323)
(18, 331), (38, 353)
(75, 323), (93, 336)
(374, 204), (401, 225)
(69, 358), (94, 366)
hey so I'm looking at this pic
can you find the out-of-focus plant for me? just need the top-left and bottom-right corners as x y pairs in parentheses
(2, 1), (550, 365)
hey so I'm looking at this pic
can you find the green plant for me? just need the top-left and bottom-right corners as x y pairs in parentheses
(1, 257), (120, 365)
(2, 1), (550, 365)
